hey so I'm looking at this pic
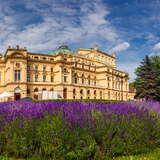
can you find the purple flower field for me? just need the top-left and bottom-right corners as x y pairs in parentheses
(0, 101), (157, 128)
(0, 100), (160, 159)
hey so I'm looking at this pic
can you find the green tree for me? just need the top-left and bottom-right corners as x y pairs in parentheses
(135, 55), (158, 100)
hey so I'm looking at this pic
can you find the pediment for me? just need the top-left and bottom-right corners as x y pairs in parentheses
(9, 52), (25, 58)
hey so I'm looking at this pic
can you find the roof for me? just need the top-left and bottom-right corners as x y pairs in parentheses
(78, 48), (116, 59)
(49, 45), (73, 55)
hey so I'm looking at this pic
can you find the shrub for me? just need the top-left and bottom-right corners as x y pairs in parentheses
(0, 101), (160, 159)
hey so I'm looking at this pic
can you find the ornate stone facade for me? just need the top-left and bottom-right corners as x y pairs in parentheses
(0, 45), (134, 101)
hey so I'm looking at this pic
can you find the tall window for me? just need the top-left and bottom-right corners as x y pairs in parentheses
(43, 75), (46, 82)
(35, 65), (38, 71)
(73, 88), (76, 99)
(27, 73), (30, 82)
(27, 65), (30, 71)
(14, 70), (21, 81)
(94, 90), (96, 99)
(82, 74), (84, 84)
(100, 91), (102, 99)
(74, 73), (77, 84)
(94, 76), (96, 85)
(87, 90), (90, 99)
(51, 67), (53, 72)
(43, 65), (46, 71)
(51, 76), (54, 82)
(88, 75), (90, 85)
(64, 75), (67, 82)
(35, 74), (38, 82)
(80, 89), (83, 99)
(63, 88), (67, 99)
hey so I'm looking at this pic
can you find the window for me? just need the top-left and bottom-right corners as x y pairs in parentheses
(94, 77), (96, 85)
(73, 89), (76, 99)
(74, 73), (77, 84)
(63, 68), (67, 73)
(16, 63), (20, 68)
(27, 89), (30, 94)
(87, 90), (90, 99)
(27, 73), (30, 82)
(34, 88), (38, 92)
(35, 75), (38, 82)
(64, 75), (67, 83)
(63, 58), (67, 61)
(35, 65), (38, 71)
(94, 90), (96, 99)
(43, 75), (46, 82)
(88, 75), (90, 85)
(0, 72), (1, 83)
(43, 65), (46, 71)
(14, 70), (21, 81)
(63, 88), (67, 99)
(27, 65), (30, 71)
(80, 89), (83, 95)
(51, 76), (54, 82)
(100, 91), (102, 99)
(51, 67), (53, 72)
(82, 74), (84, 84)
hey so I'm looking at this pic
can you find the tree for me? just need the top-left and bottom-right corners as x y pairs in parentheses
(135, 55), (158, 100)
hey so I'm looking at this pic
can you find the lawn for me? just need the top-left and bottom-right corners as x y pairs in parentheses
(1, 148), (160, 159)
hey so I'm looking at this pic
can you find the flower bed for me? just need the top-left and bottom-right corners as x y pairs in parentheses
(0, 101), (160, 159)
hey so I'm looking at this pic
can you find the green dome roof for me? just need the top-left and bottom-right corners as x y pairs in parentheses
(49, 45), (73, 55)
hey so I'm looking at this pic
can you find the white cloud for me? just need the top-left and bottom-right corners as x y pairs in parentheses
(0, 0), (120, 53)
(148, 42), (160, 56)
(118, 61), (139, 82)
(153, 42), (160, 50)
(109, 42), (130, 53)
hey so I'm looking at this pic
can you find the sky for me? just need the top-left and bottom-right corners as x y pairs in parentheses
(0, 0), (160, 81)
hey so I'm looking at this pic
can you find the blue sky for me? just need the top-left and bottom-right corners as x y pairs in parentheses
(0, 0), (160, 81)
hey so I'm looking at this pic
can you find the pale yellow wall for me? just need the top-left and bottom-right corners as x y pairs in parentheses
(0, 46), (134, 101)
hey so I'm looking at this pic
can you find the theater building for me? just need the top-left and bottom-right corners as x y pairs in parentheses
(0, 45), (134, 101)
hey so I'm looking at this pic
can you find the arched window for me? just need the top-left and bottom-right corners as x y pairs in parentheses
(34, 94), (38, 100)
(34, 88), (38, 92)
(80, 89), (83, 99)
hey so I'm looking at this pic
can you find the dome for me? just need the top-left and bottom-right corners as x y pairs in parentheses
(49, 45), (72, 55)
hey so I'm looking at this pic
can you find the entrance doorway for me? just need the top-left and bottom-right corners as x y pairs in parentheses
(14, 93), (21, 100)
(14, 87), (21, 100)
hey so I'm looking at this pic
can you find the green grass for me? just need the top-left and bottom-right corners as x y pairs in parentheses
(114, 148), (160, 160)
(1, 148), (160, 160)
